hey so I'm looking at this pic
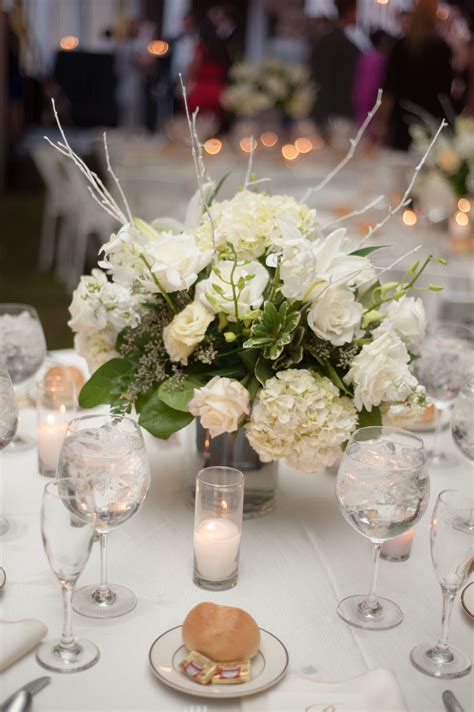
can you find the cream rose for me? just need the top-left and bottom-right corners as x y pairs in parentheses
(344, 330), (419, 412)
(163, 301), (214, 365)
(376, 296), (426, 352)
(307, 284), (363, 346)
(188, 377), (250, 437)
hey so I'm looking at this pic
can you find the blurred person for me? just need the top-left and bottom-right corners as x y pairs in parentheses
(398, 9), (414, 36)
(116, 18), (154, 130)
(169, 12), (199, 84)
(377, 0), (453, 150)
(466, 12), (474, 115)
(310, 0), (361, 129)
(353, 30), (394, 128)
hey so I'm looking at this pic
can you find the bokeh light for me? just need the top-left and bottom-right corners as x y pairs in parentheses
(240, 136), (257, 153)
(204, 138), (222, 155)
(281, 144), (299, 160)
(402, 209), (417, 226)
(60, 36), (79, 50)
(458, 197), (471, 213)
(455, 211), (469, 227)
(147, 40), (169, 56)
(260, 131), (278, 147)
(294, 137), (312, 154)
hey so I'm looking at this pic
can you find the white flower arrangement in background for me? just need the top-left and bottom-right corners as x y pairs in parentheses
(45, 87), (446, 473)
(220, 57), (316, 119)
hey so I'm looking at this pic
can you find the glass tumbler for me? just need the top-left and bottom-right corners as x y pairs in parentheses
(193, 466), (244, 591)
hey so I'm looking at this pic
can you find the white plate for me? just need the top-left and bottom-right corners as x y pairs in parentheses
(149, 625), (289, 699)
(461, 582), (474, 619)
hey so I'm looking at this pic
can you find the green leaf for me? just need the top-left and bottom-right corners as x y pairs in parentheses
(208, 172), (230, 205)
(238, 348), (259, 371)
(78, 359), (132, 408)
(255, 356), (273, 386)
(246, 375), (260, 400)
(324, 361), (352, 396)
(361, 281), (381, 310)
(357, 406), (382, 428)
(350, 245), (390, 257)
(158, 375), (206, 413)
(139, 396), (193, 439)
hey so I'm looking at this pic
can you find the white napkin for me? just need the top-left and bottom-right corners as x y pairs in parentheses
(241, 669), (408, 712)
(0, 619), (48, 672)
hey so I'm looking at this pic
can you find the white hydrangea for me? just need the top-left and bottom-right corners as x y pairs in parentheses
(99, 222), (213, 294)
(74, 327), (118, 374)
(246, 369), (357, 473)
(195, 191), (318, 259)
(343, 329), (419, 412)
(68, 268), (141, 334)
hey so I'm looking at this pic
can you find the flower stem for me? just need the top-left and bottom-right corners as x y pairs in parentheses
(139, 253), (177, 313)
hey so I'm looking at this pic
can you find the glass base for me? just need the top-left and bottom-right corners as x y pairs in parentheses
(429, 450), (458, 469)
(4, 433), (35, 453)
(73, 583), (137, 618)
(337, 594), (403, 630)
(0, 515), (9, 536)
(410, 642), (472, 679)
(36, 637), (99, 673)
(193, 569), (238, 591)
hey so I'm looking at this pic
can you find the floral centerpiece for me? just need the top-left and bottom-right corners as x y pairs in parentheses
(411, 117), (474, 218)
(220, 57), (316, 120)
(47, 91), (445, 475)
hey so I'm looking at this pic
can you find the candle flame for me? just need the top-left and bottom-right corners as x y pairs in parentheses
(46, 414), (55, 425)
(221, 499), (228, 512)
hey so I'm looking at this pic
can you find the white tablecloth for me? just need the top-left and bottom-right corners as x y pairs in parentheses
(0, 352), (472, 712)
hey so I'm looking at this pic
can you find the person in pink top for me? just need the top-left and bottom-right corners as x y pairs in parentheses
(353, 30), (394, 128)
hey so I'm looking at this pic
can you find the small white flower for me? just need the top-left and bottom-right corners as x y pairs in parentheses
(344, 330), (419, 412)
(307, 284), (363, 346)
(188, 376), (250, 437)
(163, 301), (214, 365)
(196, 260), (269, 321)
(375, 296), (426, 352)
(74, 328), (118, 374)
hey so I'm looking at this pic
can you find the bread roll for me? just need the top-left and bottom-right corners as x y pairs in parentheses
(182, 602), (260, 662)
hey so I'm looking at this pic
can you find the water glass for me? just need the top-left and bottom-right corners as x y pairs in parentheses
(36, 374), (77, 477)
(58, 413), (151, 618)
(410, 490), (473, 678)
(452, 379), (474, 465)
(36, 479), (99, 673)
(336, 426), (428, 630)
(413, 322), (473, 467)
(0, 364), (18, 534)
(193, 466), (244, 591)
(0, 303), (46, 451)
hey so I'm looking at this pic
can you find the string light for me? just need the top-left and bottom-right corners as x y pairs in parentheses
(240, 136), (257, 153)
(402, 209), (417, 226)
(294, 137), (312, 154)
(59, 36), (79, 50)
(458, 197), (471, 213)
(204, 138), (222, 155)
(281, 144), (299, 160)
(455, 211), (469, 227)
(260, 131), (278, 147)
(147, 40), (169, 56)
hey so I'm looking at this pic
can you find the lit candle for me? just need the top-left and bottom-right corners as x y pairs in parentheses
(193, 518), (241, 582)
(381, 528), (414, 562)
(449, 211), (472, 253)
(37, 414), (68, 476)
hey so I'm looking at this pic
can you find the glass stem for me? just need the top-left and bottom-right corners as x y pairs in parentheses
(434, 587), (455, 654)
(367, 542), (382, 609)
(432, 406), (443, 461)
(99, 532), (109, 594)
(59, 581), (75, 650)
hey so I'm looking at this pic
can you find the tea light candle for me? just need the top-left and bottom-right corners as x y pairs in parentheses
(381, 528), (414, 562)
(194, 518), (241, 582)
(37, 414), (68, 475)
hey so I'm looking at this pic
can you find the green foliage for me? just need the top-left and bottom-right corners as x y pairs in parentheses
(138, 395), (193, 439)
(350, 245), (390, 257)
(243, 300), (303, 360)
(158, 375), (206, 412)
(357, 406), (382, 428)
(78, 359), (132, 408)
(255, 356), (273, 386)
(271, 324), (305, 369)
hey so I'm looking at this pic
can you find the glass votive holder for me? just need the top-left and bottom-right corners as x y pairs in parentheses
(36, 375), (77, 477)
(193, 466), (244, 591)
(380, 528), (414, 562)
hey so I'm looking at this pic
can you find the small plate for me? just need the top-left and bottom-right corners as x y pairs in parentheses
(461, 582), (474, 619)
(149, 625), (288, 699)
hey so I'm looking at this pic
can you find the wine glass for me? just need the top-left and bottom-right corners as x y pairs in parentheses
(336, 426), (429, 630)
(57, 413), (151, 618)
(452, 379), (474, 465)
(410, 490), (473, 678)
(0, 363), (18, 534)
(413, 321), (473, 467)
(35, 478), (100, 673)
(0, 304), (47, 451)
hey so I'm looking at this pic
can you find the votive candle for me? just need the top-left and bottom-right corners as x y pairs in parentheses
(381, 528), (414, 562)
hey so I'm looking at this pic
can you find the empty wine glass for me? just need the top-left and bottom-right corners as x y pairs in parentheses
(336, 426), (429, 630)
(58, 413), (151, 618)
(36, 478), (99, 673)
(0, 304), (46, 451)
(413, 321), (473, 467)
(0, 363), (18, 534)
(410, 490), (473, 678)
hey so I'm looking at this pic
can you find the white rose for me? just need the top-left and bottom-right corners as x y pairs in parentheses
(196, 260), (269, 321)
(307, 284), (363, 346)
(376, 296), (426, 352)
(74, 328), (118, 374)
(188, 376), (250, 437)
(163, 301), (214, 365)
(344, 330), (419, 412)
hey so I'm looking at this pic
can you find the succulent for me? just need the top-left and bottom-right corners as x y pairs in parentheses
(243, 299), (303, 361)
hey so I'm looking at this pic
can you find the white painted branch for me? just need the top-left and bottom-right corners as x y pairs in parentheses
(102, 132), (133, 223)
(244, 135), (255, 189)
(321, 194), (385, 230)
